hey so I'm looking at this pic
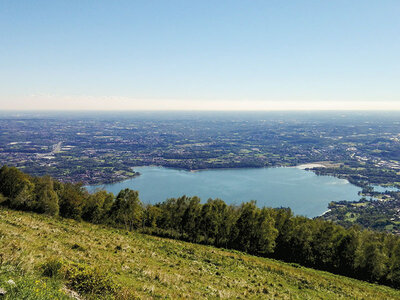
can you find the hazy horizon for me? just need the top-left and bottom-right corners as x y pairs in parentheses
(1, 99), (400, 111)
(1, 1), (399, 111)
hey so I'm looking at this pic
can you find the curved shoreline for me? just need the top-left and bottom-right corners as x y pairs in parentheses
(88, 161), (337, 186)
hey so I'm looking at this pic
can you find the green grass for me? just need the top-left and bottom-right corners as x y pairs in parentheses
(344, 212), (358, 222)
(1, 207), (400, 299)
(0, 265), (70, 300)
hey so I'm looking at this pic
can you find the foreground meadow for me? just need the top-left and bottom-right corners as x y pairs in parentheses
(1, 208), (400, 299)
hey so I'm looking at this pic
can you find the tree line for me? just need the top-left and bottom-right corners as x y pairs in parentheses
(1, 165), (400, 288)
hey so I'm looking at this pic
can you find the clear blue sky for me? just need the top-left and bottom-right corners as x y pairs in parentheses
(0, 0), (399, 110)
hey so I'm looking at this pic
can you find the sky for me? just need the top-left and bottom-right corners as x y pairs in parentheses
(0, 0), (399, 111)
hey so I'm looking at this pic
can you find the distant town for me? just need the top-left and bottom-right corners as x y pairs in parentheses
(1, 112), (400, 184)
(1, 111), (400, 234)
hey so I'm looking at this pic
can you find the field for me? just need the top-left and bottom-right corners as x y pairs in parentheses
(1, 208), (400, 299)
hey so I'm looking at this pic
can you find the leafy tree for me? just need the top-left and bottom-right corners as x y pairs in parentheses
(231, 201), (277, 255)
(199, 199), (225, 244)
(254, 207), (278, 255)
(355, 232), (389, 282)
(32, 176), (59, 215)
(0, 165), (35, 210)
(286, 217), (315, 264)
(156, 196), (190, 232)
(388, 241), (400, 287)
(143, 205), (162, 228)
(109, 189), (143, 230)
(216, 204), (238, 248)
(310, 220), (340, 270)
(82, 190), (114, 223)
(57, 182), (85, 220)
(272, 208), (294, 259)
(181, 196), (201, 242)
(335, 227), (360, 276)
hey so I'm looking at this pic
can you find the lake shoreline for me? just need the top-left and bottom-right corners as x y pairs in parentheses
(86, 165), (361, 218)
(88, 161), (339, 186)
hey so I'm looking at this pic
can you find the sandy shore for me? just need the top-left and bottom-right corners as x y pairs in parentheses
(296, 163), (327, 170)
(319, 209), (331, 216)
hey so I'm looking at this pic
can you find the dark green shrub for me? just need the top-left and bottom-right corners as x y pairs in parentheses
(41, 258), (63, 278)
(63, 262), (117, 295)
(71, 243), (85, 251)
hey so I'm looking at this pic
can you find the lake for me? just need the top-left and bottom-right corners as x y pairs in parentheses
(372, 185), (400, 193)
(86, 166), (362, 217)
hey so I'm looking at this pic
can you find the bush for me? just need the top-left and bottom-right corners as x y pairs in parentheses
(71, 243), (85, 251)
(63, 262), (117, 295)
(41, 258), (63, 278)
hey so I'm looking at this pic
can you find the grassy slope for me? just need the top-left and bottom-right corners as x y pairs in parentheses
(1, 208), (400, 299)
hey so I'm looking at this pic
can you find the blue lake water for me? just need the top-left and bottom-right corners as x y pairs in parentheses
(372, 185), (400, 193)
(86, 166), (362, 217)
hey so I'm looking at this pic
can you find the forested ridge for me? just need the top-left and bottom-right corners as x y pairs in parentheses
(1, 165), (400, 289)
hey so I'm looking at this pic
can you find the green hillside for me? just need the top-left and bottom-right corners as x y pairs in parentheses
(1, 208), (400, 299)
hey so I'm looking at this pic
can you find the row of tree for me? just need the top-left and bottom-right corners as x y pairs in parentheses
(1, 165), (400, 288)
